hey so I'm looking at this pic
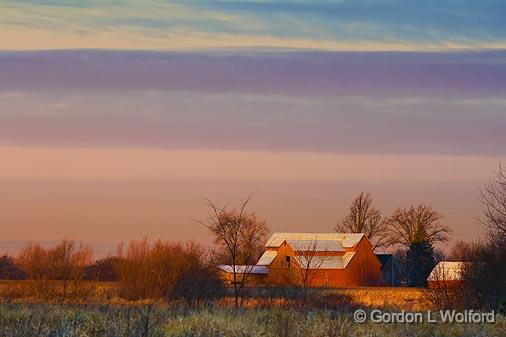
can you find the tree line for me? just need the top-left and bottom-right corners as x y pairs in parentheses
(335, 192), (450, 287)
(198, 166), (505, 309)
(335, 166), (505, 310)
(0, 238), (225, 305)
(1, 166), (504, 310)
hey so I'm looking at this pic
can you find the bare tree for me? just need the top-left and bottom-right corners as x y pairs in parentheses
(386, 205), (451, 247)
(479, 164), (506, 239)
(17, 242), (49, 297)
(197, 192), (268, 308)
(115, 238), (187, 300)
(289, 239), (328, 308)
(460, 164), (506, 309)
(386, 205), (451, 286)
(17, 242), (47, 280)
(16, 239), (92, 299)
(335, 192), (388, 249)
(47, 238), (92, 300)
(448, 240), (475, 262)
(460, 236), (506, 309)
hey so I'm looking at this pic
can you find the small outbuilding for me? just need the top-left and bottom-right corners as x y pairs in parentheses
(216, 265), (268, 287)
(375, 254), (403, 286)
(427, 261), (465, 288)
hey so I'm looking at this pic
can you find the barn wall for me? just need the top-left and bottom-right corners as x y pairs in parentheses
(345, 237), (381, 286)
(265, 244), (295, 285)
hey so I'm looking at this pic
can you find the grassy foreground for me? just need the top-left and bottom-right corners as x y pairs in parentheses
(0, 303), (504, 337)
(0, 281), (428, 310)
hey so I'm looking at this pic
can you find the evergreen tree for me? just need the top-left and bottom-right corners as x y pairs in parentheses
(405, 241), (435, 287)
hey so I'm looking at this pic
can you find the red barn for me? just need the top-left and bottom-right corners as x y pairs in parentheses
(256, 232), (381, 287)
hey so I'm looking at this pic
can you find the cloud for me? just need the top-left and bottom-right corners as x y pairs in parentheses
(2, 50), (506, 96)
(1, 88), (505, 155)
(1, 50), (505, 155)
(1, 0), (505, 50)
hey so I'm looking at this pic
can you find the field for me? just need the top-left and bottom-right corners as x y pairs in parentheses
(333, 287), (429, 311)
(0, 281), (427, 308)
(0, 280), (121, 304)
(0, 303), (504, 337)
(1, 282), (504, 336)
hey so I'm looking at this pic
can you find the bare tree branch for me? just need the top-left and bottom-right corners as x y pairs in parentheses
(479, 164), (506, 238)
(335, 192), (389, 249)
(196, 191), (268, 309)
(385, 204), (451, 248)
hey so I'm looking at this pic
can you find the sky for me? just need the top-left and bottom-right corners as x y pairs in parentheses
(1, 0), (506, 50)
(0, 1), (505, 256)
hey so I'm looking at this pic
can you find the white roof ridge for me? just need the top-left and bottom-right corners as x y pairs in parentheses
(265, 232), (365, 248)
(216, 264), (268, 274)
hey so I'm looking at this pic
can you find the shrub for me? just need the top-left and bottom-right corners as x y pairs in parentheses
(14, 239), (93, 300)
(171, 243), (225, 307)
(498, 300), (506, 316)
(115, 239), (225, 304)
(84, 256), (119, 281)
(461, 238), (506, 309)
(0, 255), (26, 280)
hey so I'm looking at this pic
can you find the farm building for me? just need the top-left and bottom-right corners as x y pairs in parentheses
(376, 254), (403, 286)
(427, 261), (465, 288)
(216, 265), (268, 287)
(217, 232), (381, 287)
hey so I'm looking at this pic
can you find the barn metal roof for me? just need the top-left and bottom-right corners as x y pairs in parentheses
(293, 252), (356, 270)
(427, 261), (464, 281)
(286, 239), (344, 252)
(256, 251), (278, 266)
(265, 232), (364, 249)
(216, 265), (268, 274)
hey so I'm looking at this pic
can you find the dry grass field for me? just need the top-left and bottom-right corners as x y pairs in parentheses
(1, 281), (504, 336)
(336, 287), (429, 311)
(0, 303), (504, 337)
(0, 280), (121, 304)
(0, 281), (428, 309)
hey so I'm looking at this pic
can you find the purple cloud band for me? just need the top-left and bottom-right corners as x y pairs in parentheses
(2, 50), (506, 96)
